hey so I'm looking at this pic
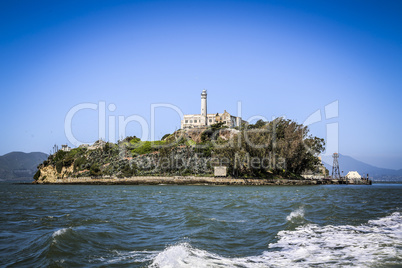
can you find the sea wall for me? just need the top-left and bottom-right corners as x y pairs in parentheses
(35, 176), (320, 185)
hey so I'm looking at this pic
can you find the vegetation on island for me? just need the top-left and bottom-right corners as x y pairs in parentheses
(34, 118), (325, 181)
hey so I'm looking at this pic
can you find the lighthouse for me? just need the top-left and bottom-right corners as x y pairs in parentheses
(180, 90), (245, 129)
(201, 89), (207, 126)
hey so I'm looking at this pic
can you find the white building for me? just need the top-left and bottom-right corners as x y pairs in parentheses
(61, 145), (71, 152)
(181, 90), (246, 129)
(345, 171), (362, 180)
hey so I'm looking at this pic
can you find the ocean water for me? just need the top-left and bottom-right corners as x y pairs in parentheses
(0, 183), (401, 267)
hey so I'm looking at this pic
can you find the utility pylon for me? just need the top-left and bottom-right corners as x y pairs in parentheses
(332, 153), (341, 179)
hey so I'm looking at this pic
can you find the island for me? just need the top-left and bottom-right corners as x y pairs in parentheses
(33, 90), (370, 186)
(34, 115), (336, 185)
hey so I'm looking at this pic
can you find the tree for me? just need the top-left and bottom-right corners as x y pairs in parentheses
(248, 119), (267, 129)
(201, 122), (226, 142)
(161, 133), (170, 140)
(33, 170), (41, 181)
(90, 163), (102, 177)
(213, 118), (325, 177)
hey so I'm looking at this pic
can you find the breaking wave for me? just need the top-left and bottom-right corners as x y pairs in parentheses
(52, 228), (69, 238)
(150, 212), (402, 267)
(286, 206), (305, 222)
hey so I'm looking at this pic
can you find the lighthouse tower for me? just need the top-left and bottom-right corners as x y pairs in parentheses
(201, 89), (207, 126)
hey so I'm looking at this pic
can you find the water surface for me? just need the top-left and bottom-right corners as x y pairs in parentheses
(1, 183), (401, 267)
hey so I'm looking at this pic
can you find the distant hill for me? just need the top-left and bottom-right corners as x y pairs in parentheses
(321, 154), (402, 182)
(0, 152), (48, 181)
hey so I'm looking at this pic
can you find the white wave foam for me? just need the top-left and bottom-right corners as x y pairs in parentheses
(150, 243), (230, 268)
(264, 212), (402, 267)
(52, 228), (69, 238)
(150, 212), (402, 268)
(106, 250), (159, 264)
(286, 207), (305, 222)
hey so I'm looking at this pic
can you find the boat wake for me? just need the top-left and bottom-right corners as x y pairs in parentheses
(149, 212), (402, 267)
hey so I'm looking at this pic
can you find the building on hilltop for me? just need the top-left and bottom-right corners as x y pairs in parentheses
(181, 90), (246, 129)
(61, 145), (71, 152)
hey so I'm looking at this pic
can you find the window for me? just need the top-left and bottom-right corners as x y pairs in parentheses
(185, 120), (188, 123)
(190, 120), (193, 123)
(194, 120), (197, 123)
(209, 119), (212, 122)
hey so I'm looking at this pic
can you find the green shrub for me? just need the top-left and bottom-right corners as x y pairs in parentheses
(161, 133), (170, 140)
(74, 156), (87, 171)
(103, 142), (117, 155)
(119, 163), (136, 178)
(54, 150), (67, 162)
(33, 170), (41, 181)
(129, 137), (141, 144)
(68, 147), (86, 158)
(132, 141), (152, 155)
(201, 130), (211, 142)
(56, 161), (63, 173)
(153, 140), (166, 146)
(90, 163), (102, 176)
(63, 155), (74, 167)
(201, 122), (226, 142)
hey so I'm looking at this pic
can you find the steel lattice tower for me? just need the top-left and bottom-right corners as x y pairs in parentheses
(332, 153), (341, 179)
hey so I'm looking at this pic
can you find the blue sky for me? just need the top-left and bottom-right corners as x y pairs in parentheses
(0, 0), (401, 169)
